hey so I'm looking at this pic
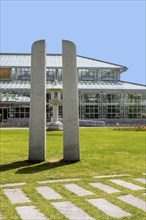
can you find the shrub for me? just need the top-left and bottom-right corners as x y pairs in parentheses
(113, 126), (146, 131)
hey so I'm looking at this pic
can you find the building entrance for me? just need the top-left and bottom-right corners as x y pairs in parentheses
(0, 108), (8, 122)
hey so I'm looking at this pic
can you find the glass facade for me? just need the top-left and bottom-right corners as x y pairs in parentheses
(0, 65), (146, 125)
(78, 92), (146, 119)
(78, 68), (119, 82)
(6, 67), (120, 82)
(12, 68), (31, 81)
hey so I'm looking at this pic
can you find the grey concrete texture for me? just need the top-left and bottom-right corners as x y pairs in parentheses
(36, 186), (63, 200)
(87, 198), (131, 218)
(47, 121), (63, 131)
(37, 178), (81, 184)
(51, 201), (95, 220)
(0, 182), (26, 188)
(110, 179), (145, 190)
(16, 205), (49, 220)
(94, 174), (130, 179)
(118, 194), (146, 212)
(64, 183), (94, 196)
(89, 182), (120, 193)
(29, 40), (46, 162)
(62, 40), (80, 162)
(4, 188), (31, 204)
(133, 178), (146, 184)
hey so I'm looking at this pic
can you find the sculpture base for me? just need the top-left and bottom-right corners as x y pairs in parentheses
(47, 121), (63, 131)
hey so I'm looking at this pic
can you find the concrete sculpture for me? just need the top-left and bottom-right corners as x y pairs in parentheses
(29, 40), (46, 162)
(29, 39), (80, 162)
(47, 80), (63, 131)
(62, 40), (80, 162)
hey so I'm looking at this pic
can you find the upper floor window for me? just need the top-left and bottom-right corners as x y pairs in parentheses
(78, 68), (118, 82)
(17, 68), (30, 81)
(101, 69), (115, 81)
(57, 69), (62, 81)
(81, 70), (95, 81)
(46, 68), (62, 81)
(47, 69), (55, 81)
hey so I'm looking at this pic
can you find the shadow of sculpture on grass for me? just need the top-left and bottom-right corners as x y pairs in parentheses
(1, 159), (75, 174)
(16, 159), (76, 174)
(0, 160), (33, 172)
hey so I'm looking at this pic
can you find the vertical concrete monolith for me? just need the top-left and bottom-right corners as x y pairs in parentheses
(62, 40), (80, 162)
(29, 40), (46, 162)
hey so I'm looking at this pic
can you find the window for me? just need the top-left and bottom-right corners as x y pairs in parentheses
(16, 68), (30, 81)
(57, 69), (62, 81)
(81, 70), (95, 81)
(8, 106), (30, 118)
(47, 70), (54, 81)
(54, 92), (58, 98)
(101, 69), (115, 81)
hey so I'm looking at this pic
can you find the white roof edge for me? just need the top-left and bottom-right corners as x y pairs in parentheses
(1, 81), (146, 91)
(0, 53), (127, 70)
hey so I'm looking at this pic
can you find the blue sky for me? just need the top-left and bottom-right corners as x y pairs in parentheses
(1, 0), (145, 84)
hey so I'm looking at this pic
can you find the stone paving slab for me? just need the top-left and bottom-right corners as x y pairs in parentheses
(133, 178), (146, 184)
(1, 175), (146, 219)
(3, 188), (31, 204)
(118, 194), (146, 212)
(64, 183), (94, 196)
(94, 174), (129, 179)
(37, 178), (81, 184)
(36, 186), (63, 200)
(89, 182), (120, 193)
(51, 201), (95, 220)
(87, 198), (131, 218)
(0, 182), (26, 188)
(16, 205), (49, 220)
(110, 179), (145, 190)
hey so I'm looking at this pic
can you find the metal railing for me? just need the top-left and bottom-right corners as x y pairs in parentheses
(79, 120), (105, 127)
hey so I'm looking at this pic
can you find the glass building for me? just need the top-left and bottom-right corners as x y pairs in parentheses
(0, 53), (146, 126)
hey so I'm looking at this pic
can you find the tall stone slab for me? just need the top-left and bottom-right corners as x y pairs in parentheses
(62, 40), (80, 162)
(29, 40), (46, 162)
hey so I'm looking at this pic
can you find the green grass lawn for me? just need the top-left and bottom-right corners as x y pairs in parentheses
(0, 128), (146, 220)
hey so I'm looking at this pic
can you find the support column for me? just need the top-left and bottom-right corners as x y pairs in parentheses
(62, 40), (80, 162)
(29, 40), (46, 162)
(53, 105), (58, 122)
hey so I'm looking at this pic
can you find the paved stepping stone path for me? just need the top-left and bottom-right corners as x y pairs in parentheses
(87, 198), (131, 218)
(51, 201), (95, 220)
(118, 194), (146, 212)
(1, 174), (146, 219)
(0, 182), (26, 188)
(16, 205), (49, 220)
(133, 178), (146, 184)
(36, 186), (63, 200)
(64, 183), (94, 196)
(94, 174), (129, 179)
(3, 188), (31, 204)
(89, 182), (120, 193)
(110, 179), (145, 190)
(37, 178), (81, 184)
